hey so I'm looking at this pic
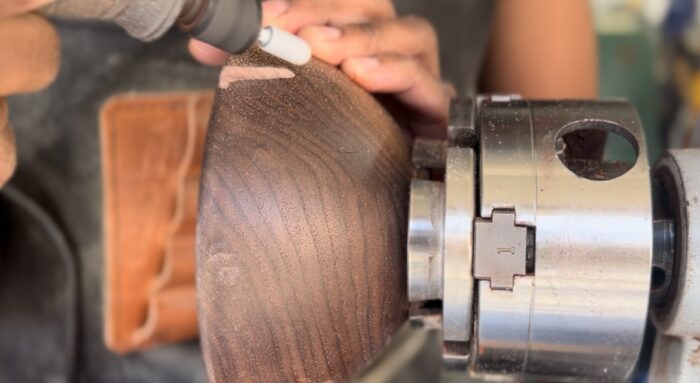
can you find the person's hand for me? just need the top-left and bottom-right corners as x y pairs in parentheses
(0, 0), (59, 187)
(189, 0), (453, 138)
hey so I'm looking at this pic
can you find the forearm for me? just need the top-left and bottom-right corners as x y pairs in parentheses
(483, 0), (598, 99)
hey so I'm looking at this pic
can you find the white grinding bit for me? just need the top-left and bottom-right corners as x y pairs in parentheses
(257, 26), (312, 66)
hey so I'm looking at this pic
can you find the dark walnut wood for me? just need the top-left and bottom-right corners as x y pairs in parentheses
(196, 49), (412, 382)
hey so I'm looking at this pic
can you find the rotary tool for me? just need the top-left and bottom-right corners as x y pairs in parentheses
(42, 0), (312, 65)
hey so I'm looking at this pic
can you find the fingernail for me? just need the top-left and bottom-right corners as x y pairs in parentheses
(262, 0), (290, 21)
(310, 26), (342, 41)
(349, 57), (380, 71)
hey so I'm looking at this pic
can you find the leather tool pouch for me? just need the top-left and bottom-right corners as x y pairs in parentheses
(100, 91), (212, 353)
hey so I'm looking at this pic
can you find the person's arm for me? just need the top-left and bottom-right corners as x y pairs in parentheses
(483, 0), (598, 99)
(0, 1), (60, 187)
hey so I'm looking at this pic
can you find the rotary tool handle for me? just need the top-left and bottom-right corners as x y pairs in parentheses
(41, 0), (310, 65)
(42, 0), (262, 54)
(40, 0), (188, 42)
(40, 0), (131, 19)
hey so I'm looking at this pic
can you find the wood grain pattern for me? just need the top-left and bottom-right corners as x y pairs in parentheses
(197, 49), (412, 382)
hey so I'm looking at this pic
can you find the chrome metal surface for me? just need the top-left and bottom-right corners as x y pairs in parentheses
(442, 147), (475, 343)
(475, 100), (652, 380)
(473, 210), (527, 290)
(650, 149), (700, 383)
(407, 98), (653, 381)
(406, 146), (475, 365)
(475, 277), (534, 375)
(479, 101), (537, 225)
(652, 149), (700, 337)
(448, 99), (477, 147)
(650, 335), (700, 383)
(442, 345), (470, 372)
(651, 218), (675, 305)
(407, 180), (445, 302)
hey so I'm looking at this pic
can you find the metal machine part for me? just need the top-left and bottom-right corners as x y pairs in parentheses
(408, 180), (444, 302)
(473, 210), (527, 290)
(650, 150), (700, 382)
(408, 98), (653, 381)
(409, 147), (476, 369)
(442, 148), (475, 365)
(651, 150), (700, 336)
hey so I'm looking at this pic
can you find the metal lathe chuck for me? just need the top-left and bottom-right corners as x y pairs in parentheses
(649, 150), (700, 382)
(407, 97), (656, 381)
